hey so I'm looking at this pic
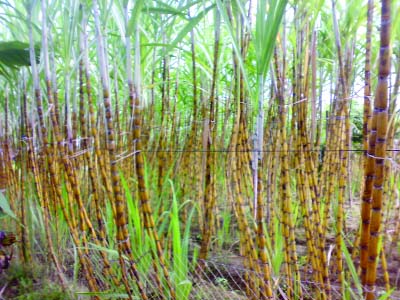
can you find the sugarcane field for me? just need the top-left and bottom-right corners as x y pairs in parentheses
(0, 0), (400, 299)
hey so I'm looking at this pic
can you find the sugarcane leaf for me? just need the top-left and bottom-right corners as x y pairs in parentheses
(144, 6), (186, 17)
(342, 240), (363, 297)
(0, 41), (34, 67)
(378, 289), (395, 300)
(151, 0), (203, 16)
(127, 0), (145, 36)
(0, 41), (40, 75)
(215, 0), (252, 98)
(255, 0), (288, 77)
(165, 4), (215, 54)
(0, 192), (16, 220)
(0, 63), (11, 80)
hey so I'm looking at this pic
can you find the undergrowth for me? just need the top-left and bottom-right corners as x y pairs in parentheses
(0, 263), (74, 300)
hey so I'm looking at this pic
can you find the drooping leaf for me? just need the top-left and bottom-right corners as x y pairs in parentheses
(0, 41), (40, 69)
(143, 6), (186, 17)
(0, 63), (11, 79)
(0, 192), (16, 220)
(165, 4), (215, 54)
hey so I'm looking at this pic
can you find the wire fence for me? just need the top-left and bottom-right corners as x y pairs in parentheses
(81, 245), (400, 300)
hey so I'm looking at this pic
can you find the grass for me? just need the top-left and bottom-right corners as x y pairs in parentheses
(0, 263), (74, 300)
(168, 179), (193, 300)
